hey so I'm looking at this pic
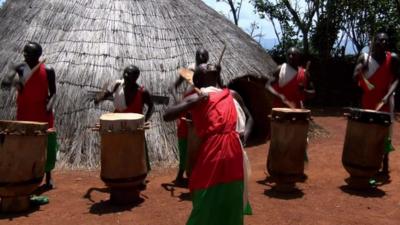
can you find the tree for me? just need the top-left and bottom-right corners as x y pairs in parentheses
(253, 0), (320, 55)
(340, 0), (400, 55)
(216, 0), (243, 26)
(311, 0), (344, 60)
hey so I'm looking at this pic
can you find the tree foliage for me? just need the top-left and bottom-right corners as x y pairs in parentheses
(252, 0), (400, 58)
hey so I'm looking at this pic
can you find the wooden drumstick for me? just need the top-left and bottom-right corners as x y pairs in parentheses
(217, 42), (227, 66)
(178, 67), (201, 94)
(283, 99), (296, 109)
(375, 101), (385, 111)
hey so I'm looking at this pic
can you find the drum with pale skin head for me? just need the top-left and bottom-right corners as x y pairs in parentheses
(99, 113), (147, 190)
(267, 108), (310, 184)
(342, 108), (391, 183)
(0, 120), (47, 213)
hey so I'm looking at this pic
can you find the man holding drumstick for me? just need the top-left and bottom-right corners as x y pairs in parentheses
(265, 47), (315, 109)
(1, 41), (57, 190)
(95, 65), (154, 185)
(169, 48), (209, 186)
(353, 32), (400, 176)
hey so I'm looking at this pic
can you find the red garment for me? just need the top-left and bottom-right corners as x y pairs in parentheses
(115, 86), (144, 113)
(177, 89), (196, 139)
(272, 66), (307, 108)
(359, 52), (394, 112)
(189, 89), (244, 191)
(17, 64), (54, 128)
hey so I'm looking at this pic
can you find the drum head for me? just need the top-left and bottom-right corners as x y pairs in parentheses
(0, 120), (48, 134)
(100, 113), (144, 121)
(271, 108), (311, 122)
(100, 113), (145, 132)
(272, 108), (310, 114)
(347, 108), (391, 125)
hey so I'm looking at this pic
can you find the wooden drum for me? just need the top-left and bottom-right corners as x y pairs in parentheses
(0, 120), (47, 213)
(99, 113), (147, 204)
(267, 108), (310, 191)
(342, 108), (391, 189)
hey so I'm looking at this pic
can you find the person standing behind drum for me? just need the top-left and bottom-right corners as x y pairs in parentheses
(1, 41), (57, 190)
(169, 48), (209, 186)
(95, 65), (154, 177)
(265, 47), (315, 109)
(353, 32), (400, 175)
(164, 63), (253, 225)
(95, 65), (154, 121)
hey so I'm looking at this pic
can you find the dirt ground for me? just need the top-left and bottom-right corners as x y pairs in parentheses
(1, 116), (400, 225)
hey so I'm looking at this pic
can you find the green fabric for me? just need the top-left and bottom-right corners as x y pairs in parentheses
(178, 139), (188, 171)
(244, 201), (253, 215)
(45, 132), (58, 172)
(384, 137), (395, 153)
(187, 180), (244, 225)
(30, 195), (49, 205)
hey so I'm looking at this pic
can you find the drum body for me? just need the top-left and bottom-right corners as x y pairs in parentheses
(186, 121), (202, 177)
(267, 108), (310, 186)
(100, 113), (147, 191)
(0, 120), (47, 212)
(342, 109), (390, 187)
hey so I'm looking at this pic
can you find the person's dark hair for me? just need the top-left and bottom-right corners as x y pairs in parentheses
(195, 48), (209, 65)
(123, 65), (140, 79)
(23, 41), (43, 57)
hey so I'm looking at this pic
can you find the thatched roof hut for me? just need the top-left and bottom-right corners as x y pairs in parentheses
(0, 0), (276, 168)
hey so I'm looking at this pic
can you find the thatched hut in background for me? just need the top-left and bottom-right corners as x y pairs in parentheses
(0, 0), (276, 168)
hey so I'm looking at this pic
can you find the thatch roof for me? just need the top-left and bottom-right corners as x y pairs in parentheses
(0, 0), (276, 168)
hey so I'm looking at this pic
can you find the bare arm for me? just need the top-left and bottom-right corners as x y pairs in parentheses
(265, 65), (285, 100)
(381, 53), (400, 103)
(170, 76), (185, 102)
(353, 54), (367, 79)
(163, 93), (208, 122)
(230, 90), (253, 147)
(46, 67), (56, 98)
(45, 67), (57, 111)
(142, 89), (154, 122)
(95, 82), (120, 104)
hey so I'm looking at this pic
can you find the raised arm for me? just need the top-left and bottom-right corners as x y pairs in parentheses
(94, 82), (120, 104)
(170, 76), (186, 102)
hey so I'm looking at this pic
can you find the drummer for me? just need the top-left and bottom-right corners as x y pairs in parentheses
(0, 41), (57, 189)
(95, 65), (154, 182)
(164, 63), (253, 224)
(169, 48), (209, 186)
(353, 32), (400, 175)
(265, 47), (315, 109)
(95, 65), (154, 121)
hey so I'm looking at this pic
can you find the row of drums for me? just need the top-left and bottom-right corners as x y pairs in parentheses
(0, 108), (392, 212)
(268, 107), (391, 192)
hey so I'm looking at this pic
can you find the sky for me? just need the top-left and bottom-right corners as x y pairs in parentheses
(202, 0), (279, 49)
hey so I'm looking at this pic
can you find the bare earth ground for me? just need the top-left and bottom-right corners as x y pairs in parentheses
(1, 116), (400, 225)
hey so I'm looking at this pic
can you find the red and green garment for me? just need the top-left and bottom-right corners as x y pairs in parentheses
(187, 88), (251, 225)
